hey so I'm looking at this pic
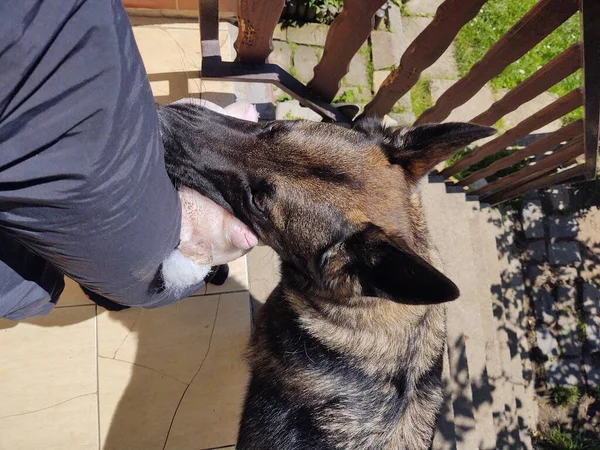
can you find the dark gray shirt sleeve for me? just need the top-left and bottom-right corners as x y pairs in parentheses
(0, 0), (204, 311)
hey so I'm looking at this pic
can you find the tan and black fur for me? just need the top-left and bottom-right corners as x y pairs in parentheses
(158, 103), (495, 450)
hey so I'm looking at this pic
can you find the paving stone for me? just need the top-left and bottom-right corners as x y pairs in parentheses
(293, 45), (319, 83)
(268, 41), (292, 71)
(548, 242), (581, 266)
(387, 3), (403, 34)
(344, 53), (368, 87)
(286, 23), (328, 46)
(389, 112), (416, 126)
(548, 215), (579, 239)
(527, 263), (553, 289)
(522, 200), (545, 239)
(401, 17), (459, 79)
(373, 70), (391, 93)
(583, 283), (600, 315)
(556, 285), (577, 314)
(547, 185), (571, 212)
(525, 240), (546, 263)
(497, 90), (562, 133)
(275, 100), (322, 121)
(429, 79), (495, 125)
(405, 0), (444, 16)
(555, 266), (578, 285)
(557, 313), (582, 357)
(584, 356), (600, 387)
(537, 327), (560, 358)
(586, 315), (600, 352)
(534, 286), (556, 325)
(545, 358), (582, 387)
(371, 30), (402, 70)
(273, 24), (287, 41)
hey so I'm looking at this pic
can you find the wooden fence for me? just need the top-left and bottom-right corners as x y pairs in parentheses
(198, 0), (599, 205)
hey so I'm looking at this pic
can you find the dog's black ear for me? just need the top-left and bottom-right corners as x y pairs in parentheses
(383, 123), (496, 178)
(318, 225), (459, 304)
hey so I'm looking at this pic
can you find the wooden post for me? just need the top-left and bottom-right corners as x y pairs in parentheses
(471, 44), (581, 126)
(440, 89), (583, 178)
(580, 0), (600, 179)
(234, 0), (285, 63)
(474, 136), (584, 198)
(458, 120), (583, 187)
(361, 0), (488, 119)
(482, 164), (586, 205)
(416, 0), (579, 125)
(307, 0), (387, 102)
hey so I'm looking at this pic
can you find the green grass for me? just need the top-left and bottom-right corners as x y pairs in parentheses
(550, 385), (581, 407)
(359, 44), (374, 93)
(410, 78), (433, 118)
(536, 428), (600, 450)
(454, 0), (582, 124)
(333, 89), (358, 104)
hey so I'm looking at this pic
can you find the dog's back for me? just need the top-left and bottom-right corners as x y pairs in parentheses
(158, 105), (494, 450)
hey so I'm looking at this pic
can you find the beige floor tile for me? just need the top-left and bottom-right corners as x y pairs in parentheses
(133, 21), (237, 104)
(98, 357), (187, 450)
(0, 393), (99, 450)
(56, 276), (94, 307)
(165, 292), (250, 450)
(96, 307), (142, 358)
(204, 255), (249, 295)
(0, 306), (97, 418)
(97, 296), (219, 384)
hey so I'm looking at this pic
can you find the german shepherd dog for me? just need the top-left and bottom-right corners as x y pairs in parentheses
(158, 102), (494, 450)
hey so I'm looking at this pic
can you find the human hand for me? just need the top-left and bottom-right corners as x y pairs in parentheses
(177, 186), (258, 266)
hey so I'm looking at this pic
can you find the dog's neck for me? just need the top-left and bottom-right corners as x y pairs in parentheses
(279, 263), (446, 378)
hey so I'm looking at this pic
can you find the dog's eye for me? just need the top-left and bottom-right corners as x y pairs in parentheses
(252, 190), (268, 211)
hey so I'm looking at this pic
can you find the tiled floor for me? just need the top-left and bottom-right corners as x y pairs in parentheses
(0, 261), (250, 450)
(0, 18), (269, 450)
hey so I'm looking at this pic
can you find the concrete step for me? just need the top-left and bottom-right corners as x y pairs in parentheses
(470, 205), (526, 448)
(422, 179), (496, 450)
(493, 206), (537, 448)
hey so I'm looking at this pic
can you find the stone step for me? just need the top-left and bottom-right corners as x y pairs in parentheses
(491, 206), (537, 449)
(422, 180), (496, 450)
(471, 205), (526, 448)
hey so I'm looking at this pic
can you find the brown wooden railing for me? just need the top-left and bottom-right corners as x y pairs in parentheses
(197, 0), (599, 204)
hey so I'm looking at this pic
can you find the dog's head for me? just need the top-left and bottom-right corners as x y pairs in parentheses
(159, 102), (494, 305)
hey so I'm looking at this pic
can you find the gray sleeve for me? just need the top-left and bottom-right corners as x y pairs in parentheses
(0, 0), (204, 313)
(0, 232), (65, 320)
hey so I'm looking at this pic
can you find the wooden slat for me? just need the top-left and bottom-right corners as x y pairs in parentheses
(581, 0), (600, 179)
(416, 0), (579, 125)
(308, 0), (387, 102)
(199, 0), (221, 60)
(474, 136), (584, 198)
(234, 0), (285, 63)
(483, 164), (586, 205)
(471, 44), (582, 126)
(201, 60), (350, 123)
(458, 119), (583, 186)
(440, 88), (583, 178)
(360, 0), (488, 119)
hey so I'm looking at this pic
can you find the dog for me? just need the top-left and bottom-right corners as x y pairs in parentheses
(158, 100), (494, 450)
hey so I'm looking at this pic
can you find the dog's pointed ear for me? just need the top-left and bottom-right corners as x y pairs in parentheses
(383, 123), (496, 178)
(318, 225), (459, 305)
